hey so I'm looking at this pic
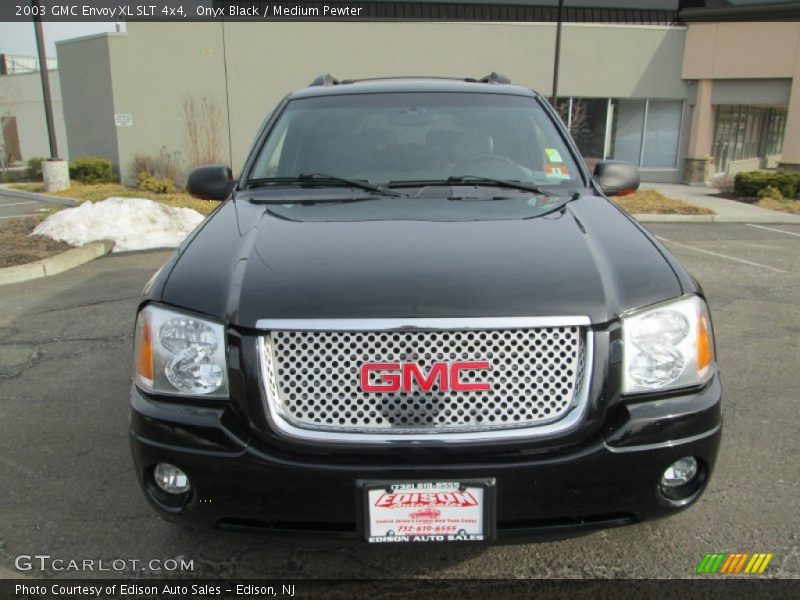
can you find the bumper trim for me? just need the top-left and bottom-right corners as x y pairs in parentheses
(603, 424), (721, 454)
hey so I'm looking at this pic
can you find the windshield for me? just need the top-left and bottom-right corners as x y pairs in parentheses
(248, 92), (583, 190)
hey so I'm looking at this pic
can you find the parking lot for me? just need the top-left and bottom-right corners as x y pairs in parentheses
(0, 194), (55, 221)
(0, 222), (798, 579)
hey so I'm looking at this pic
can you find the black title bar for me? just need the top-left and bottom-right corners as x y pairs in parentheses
(0, 1), (680, 23)
(4, 579), (800, 600)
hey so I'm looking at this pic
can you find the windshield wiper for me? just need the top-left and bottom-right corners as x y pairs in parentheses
(388, 176), (545, 195)
(246, 173), (404, 197)
(248, 196), (382, 206)
(446, 176), (545, 194)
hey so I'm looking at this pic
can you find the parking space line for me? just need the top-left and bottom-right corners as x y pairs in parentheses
(746, 224), (800, 238)
(656, 236), (787, 273)
(0, 215), (32, 220)
(0, 201), (37, 207)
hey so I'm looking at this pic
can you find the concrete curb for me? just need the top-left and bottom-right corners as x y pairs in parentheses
(633, 213), (800, 224)
(0, 240), (114, 286)
(0, 185), (79, 207)
(633, 213), (714, 223)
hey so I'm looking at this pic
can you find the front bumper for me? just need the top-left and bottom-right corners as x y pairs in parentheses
(129, 375), (721, 543)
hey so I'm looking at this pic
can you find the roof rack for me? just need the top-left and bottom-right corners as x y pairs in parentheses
(478, 72), (512, 85)
(308, 73), (512, 87)
(309, 73), (340, 87)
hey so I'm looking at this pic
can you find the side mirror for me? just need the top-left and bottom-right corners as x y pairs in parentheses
(187, 165), (234, 201)
(593, 160), (640, 197)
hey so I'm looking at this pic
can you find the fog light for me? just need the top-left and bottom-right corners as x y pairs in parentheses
(153, 463), (191, 494)
(661, 456), (698, 488)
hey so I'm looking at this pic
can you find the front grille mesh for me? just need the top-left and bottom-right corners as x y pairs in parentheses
(262, 326), (586, 434)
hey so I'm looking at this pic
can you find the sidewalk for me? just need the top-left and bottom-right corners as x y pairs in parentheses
(0, 184), (78, 207)
(638, 182), (800, 224)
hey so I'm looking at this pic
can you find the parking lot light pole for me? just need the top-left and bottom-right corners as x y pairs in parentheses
(32, 0), (70, 190)
(551, 0), (565, 106)
(32, 0), (58, 158)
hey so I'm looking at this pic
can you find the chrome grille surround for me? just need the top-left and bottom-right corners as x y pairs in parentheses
(257, 317), (593, 444)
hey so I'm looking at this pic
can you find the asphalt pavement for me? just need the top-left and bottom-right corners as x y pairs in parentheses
(0, 223), (798, 579)
(0, 196), (53, 221)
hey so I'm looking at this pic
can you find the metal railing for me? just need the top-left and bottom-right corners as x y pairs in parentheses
(0, 54), (58, 76)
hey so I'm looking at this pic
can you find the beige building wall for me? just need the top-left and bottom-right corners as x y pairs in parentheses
(683, 22), (800, 80)
(0, 69), (67, 161)
(58, 21), (690, 184)
(223, 22), (690, 176)
(106, 23), (229, 183)
(682, 21), (800, 180)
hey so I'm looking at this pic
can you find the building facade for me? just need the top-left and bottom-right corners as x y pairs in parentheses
(3, 1), (797, 186)
(681, 17), (800, 183)
(56, 17), (695, 185)
(0, 61), (67, 165)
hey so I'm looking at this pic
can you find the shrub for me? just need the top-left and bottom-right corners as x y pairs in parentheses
(130, 147), (183, 188)
(69, 156), (116, 184)
(708, 173), (734, 193)
(757, 185), (783, 201)
(27, 156), (46, 180)
(131, 153), (156, 179)
(734, 170), (800, 199)
(137, 172), (177, 194)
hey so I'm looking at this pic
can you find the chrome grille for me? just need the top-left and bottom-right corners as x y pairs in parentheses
(261, 323), (588, 436)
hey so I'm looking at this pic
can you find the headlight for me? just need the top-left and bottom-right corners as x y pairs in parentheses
(133, 305), (228, 398)
(622, 295), (715, 394)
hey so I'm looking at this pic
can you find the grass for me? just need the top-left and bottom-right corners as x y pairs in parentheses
(753, 197), (800, 215)
(711, 187), (800, 215)
(9, 182), (219, 215)
(612, 190), (715, 215)
(0, 216), (74, 268)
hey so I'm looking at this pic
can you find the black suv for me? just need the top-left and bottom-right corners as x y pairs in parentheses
(130, 74), (721, 544)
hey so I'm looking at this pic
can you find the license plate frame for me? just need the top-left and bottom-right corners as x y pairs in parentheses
(356, 478), (496, 544)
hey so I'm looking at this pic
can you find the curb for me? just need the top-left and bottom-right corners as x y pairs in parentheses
(632, 213), (800, 224)
(0, 185), (79, 207)
(633, 213), (714, 223)
(0, 240), (114, 286)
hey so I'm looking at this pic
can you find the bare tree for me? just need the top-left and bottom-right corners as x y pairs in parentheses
(182, 96), (223, 168)
(568, 99), (588, 138)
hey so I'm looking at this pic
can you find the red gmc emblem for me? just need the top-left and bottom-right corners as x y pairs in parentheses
(359, 361), (491, 393)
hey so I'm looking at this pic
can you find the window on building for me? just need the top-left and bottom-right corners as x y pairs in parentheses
(569, 98), (610, 165)
(761, 109), (786, 157)
(560, 97), (684, 170)
(712, 105), (787, 174)
(609, 99), (646, 164)
(643, 100), (683, 168)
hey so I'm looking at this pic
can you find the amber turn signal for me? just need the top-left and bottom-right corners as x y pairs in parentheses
(135, 317), (154, 383)
(697, 313), (714, 373)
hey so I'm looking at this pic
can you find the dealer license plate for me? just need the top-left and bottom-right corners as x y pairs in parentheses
(359, 479), (496, 543)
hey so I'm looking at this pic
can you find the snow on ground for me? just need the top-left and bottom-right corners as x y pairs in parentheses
(32, 197), (205, 252)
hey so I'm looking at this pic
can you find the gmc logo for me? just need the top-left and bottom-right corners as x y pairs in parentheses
(359, 362), (491, 393)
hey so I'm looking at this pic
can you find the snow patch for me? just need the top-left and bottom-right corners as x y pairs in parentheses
(32, 197), (205, 252)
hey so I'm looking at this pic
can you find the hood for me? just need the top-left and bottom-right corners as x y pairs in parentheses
(160, 194), (684, 327)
